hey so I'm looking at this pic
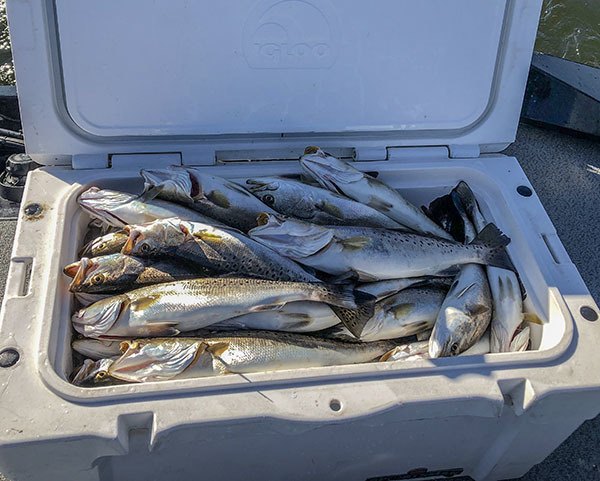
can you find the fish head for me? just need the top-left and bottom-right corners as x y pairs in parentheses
(71, 295), (129, 338)
(300, 147), (364, 193)
(79, 231), (129, 258)
(67, 254), (144, 293)
(249, 213), (334, 258)
(107, 339), (207, 383)
(429, 306), (473, 357)
(78, 187), (136, 227)
(141, 167), (196, 203)
(122, 218), (187, 257)
(244, 178), (283, 209)
(72, 358), (116, 386)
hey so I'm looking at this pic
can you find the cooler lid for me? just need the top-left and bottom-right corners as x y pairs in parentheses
(7, 0), (543, 163)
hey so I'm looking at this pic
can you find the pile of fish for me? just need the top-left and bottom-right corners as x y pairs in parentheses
(67, 147), (539, 386)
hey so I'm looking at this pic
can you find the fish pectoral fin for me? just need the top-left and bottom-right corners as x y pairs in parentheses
(367, 196), (394, 212)
(338, 236), (370, 251)
(315, 200), (344, 219)
(205, 190), (231, 209)
(207, 342), (230, 358)
(140, 185), (165, 202)
(249, 303), (285, 312)
(130, 294), (162, 311)
(391, 303), (415, 319)
(523, 312), (544, 325)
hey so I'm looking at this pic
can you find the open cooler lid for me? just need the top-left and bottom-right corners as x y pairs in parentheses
(7, 0), (543, 165)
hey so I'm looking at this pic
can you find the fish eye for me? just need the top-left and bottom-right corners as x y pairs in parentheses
(262, 194), (275, 206)
(91, 274), (104, 285)
(98, 242), (106, 250)
(95, 371), (108, 381)
(450, 342), (460, 355)
(140, 243), (151, 253)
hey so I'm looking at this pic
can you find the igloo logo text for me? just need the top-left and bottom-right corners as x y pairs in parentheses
(243, 0), (339, 69)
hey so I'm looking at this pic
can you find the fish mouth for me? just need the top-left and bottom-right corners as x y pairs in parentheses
(141, 168), (197, 201)
(108, 340), (205, 383)
(68, 257), (97, 292)
(72, 358), (115, 386)
(63, 260), (81, 278)
(250, 215), (334, 258)
(78, 188), (132, 226)
(72, 298), (127, 338)
(121, 228), (143, 255)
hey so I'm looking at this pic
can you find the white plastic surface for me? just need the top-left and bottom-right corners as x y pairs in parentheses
(7, 0), (543, 163)
(0, 157), (599, 481)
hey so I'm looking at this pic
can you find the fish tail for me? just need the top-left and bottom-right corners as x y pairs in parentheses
(317, 283), (357, 308)
(330, 290), (376, 338)
(453, 181), (479, 218)
(470, 223), (515, 272)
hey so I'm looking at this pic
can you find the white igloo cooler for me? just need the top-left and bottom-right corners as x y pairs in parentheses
(1, 1), (599, 480)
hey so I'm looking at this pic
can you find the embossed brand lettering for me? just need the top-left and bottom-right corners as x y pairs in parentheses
(243, 0), (339, 69)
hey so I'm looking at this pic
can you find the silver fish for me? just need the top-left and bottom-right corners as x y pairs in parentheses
(79, 231), (130, 258)
(328, 286), (447, 342)
(429, 192), (492, 358)
(121, 217), (319, 283)
(64, 253), (212, 294)
(82, 332), (397, 383)
(78, 187), (216, 228)
(250, 214), (513, 281)
(300, 147), (452, 239)
(71, 278), (373, 339)
(141, 167), (278, 232)
(72, 339), (122, 360)
(454, 182), (535, 352)
(243, 176), (402, 228)
(214, 302), (339, 333)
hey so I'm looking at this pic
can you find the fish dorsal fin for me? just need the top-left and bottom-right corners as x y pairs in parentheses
(207, 342), (230, 358)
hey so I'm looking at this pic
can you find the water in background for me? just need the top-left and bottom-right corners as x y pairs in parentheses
(536, 0), (600, 68)
(0, 0), (598, 85)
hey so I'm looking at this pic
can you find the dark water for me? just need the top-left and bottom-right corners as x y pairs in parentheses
(0, 0), (598, 85)
(536, 0), (600, 68)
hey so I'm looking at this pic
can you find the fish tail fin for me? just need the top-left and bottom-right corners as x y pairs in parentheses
(454, 181), (479, 217)
(470, 223), (514, 270)
(318, 283), (357, 308)
(330, 290), (376, 339)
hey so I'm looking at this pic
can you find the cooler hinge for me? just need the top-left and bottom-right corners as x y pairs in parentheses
(385, 146), (450, 161)
(72, 152), (182, 170)
(448, 144), (481, 159)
